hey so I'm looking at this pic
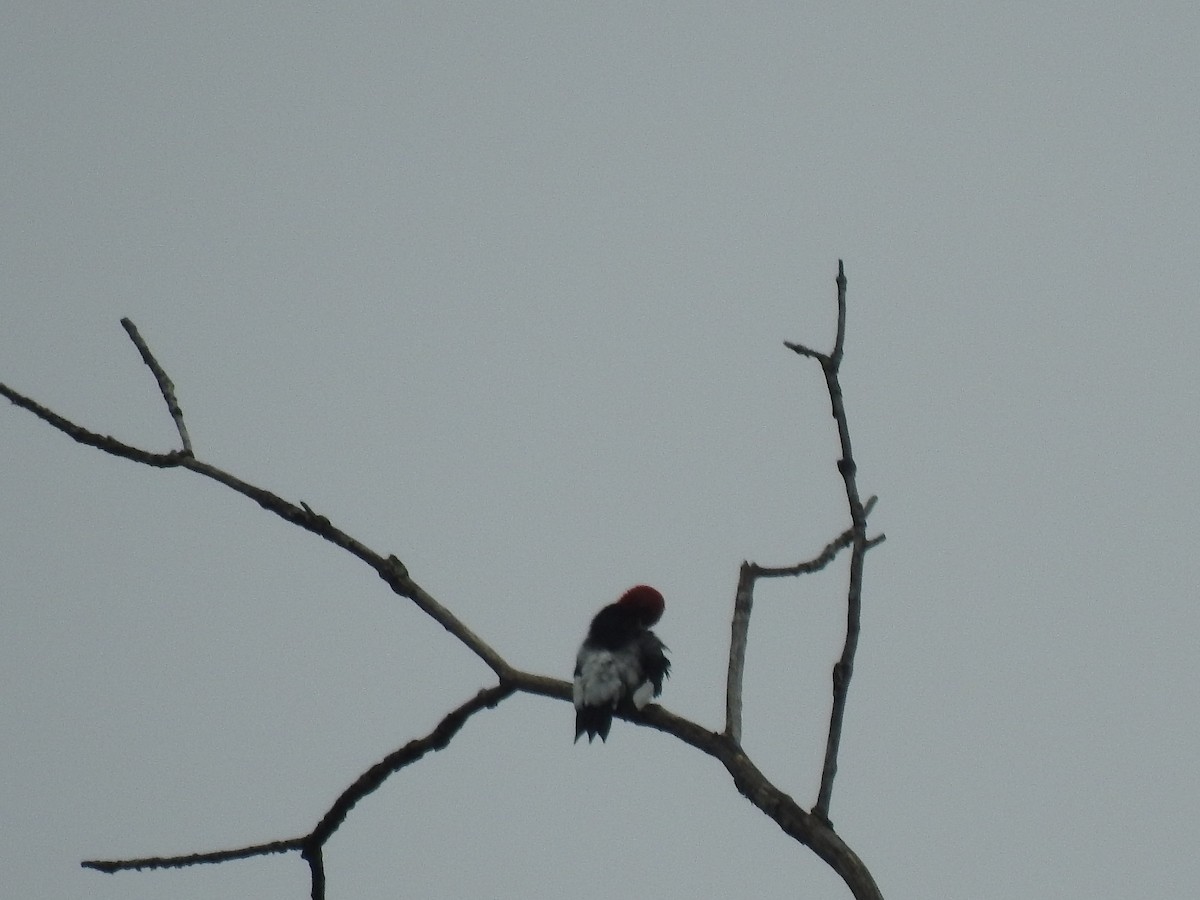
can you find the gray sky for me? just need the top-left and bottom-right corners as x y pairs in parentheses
(3, 4), (1198, 898)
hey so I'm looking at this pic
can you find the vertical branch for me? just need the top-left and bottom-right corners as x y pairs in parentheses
(814, 537), (865, 822)
(785, 261), (878, 824)
(830, 259), (848, 368)
(301, 842), (325, 900)
(724, 562), (755, 743)
(814, 260), (868, 824)
(729, 262), (880, 760)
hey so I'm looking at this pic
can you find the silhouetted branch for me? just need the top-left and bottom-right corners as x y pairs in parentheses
(725, 503), (881, 744)
(5, 282), (887, 900)
(82, 684), (515, 900)
(308, 684), (514, 848)
(0, 352), (510, 680)
(634, 703), (881, 899)
(724, 563), (755, 743)
(508, 668), (882, 898)
(120, 317), (193, 455)
(785, 261), (885, 825)
(81, 837), (303, 874)
(301, 844), (325, 900)
(750, 502), (876, 582)
(0, 381), (188, 467)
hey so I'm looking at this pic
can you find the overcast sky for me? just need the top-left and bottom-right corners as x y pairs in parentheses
(3, 4), (1198, 899)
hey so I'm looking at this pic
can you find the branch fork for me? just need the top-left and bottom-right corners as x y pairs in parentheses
(4, 263), (884, 899)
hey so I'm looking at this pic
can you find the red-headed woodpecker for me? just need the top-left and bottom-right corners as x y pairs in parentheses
(573, 585), (670, 743)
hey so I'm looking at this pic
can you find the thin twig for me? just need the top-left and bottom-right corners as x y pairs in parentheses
(120, 318), (193, 455)
(831, 260), (848, 367)
(82, 837), (303, 873)
(783, 341), (827, 363)
(751, 509), (877, 581)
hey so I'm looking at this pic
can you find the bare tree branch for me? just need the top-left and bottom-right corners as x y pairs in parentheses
(633, 704), (882, 900)
(752, 502), (877, 581)
(307, 684), (514, 848)
(785, 260), (884, 825)
(0, 381), (188, 467)
(82, 683), (515, 900)
(510, 669), (883, 899)
(0, 372), (511, 679)
(724, 563), (755, 743)
(724, 503), (883, 744)
(81, 837), (304, 874)
(301, 844), (325, 900)
(5, 280), (887, 900)
(120, 317), (193, 455)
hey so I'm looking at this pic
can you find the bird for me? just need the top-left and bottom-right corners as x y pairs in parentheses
(573, 585), (670, 743)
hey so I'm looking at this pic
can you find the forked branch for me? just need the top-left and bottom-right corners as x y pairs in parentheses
(3, 276), (885, 899)
(724, 504), (883, 744)
(120, 317), (193, 455)
(81, 684), (515, 882)
(785, 260), (885, 824)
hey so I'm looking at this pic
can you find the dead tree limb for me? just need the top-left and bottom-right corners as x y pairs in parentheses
(4, 264), (885, 899)
(785, 260), (886, 824)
